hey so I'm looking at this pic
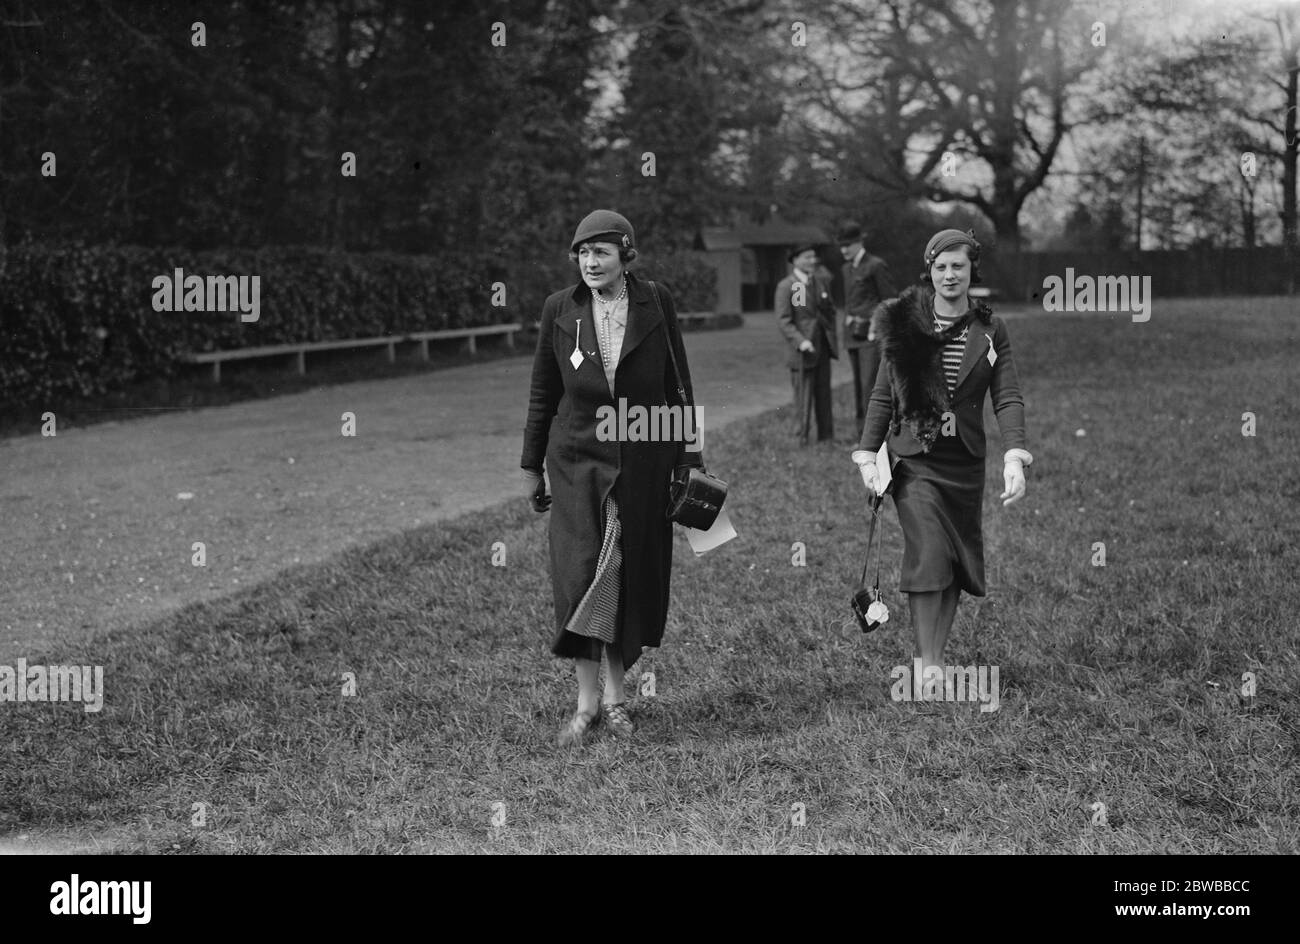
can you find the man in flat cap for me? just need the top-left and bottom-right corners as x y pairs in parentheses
(838, 222), (897, 435)
(776, 243), (837, 442)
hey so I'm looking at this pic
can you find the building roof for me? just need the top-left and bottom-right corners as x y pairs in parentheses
(696, 219), (830, 251)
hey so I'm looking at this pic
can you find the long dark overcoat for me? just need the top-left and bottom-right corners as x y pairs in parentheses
(842, 251), (896, 351)
(521, 272), (702, 670)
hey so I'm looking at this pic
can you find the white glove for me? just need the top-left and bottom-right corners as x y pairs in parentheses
(1000, 459), (1025, 506)
(798, 339), (814, 353)
(852, 450), (881, 497)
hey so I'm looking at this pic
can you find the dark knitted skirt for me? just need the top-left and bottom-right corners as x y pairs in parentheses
(889, 433), (986, 596)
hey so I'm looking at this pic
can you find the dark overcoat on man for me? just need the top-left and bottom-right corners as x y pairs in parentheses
(842, 250), (897, 423)
(521, 272), (702, 670)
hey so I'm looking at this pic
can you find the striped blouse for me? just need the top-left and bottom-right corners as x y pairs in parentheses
(932, 314), (968, 395)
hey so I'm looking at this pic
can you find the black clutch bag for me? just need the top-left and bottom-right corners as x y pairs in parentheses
(851, 493), (890, 633)
(650, 281), (730, 531)
(851, 586), (886, 633)
(668, 465), (729, 531)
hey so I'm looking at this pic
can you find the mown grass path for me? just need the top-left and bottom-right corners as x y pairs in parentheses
(1, 310), (857, 662)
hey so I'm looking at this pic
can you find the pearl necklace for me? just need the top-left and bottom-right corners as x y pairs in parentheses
(593, 276), (627, 370)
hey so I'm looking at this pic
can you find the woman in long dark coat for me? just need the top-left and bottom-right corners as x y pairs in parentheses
(521, 209), (702, 746)
(853, 229), (1032, 676)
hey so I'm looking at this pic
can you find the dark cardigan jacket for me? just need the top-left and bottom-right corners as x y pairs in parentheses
(857, 285), (1026, 458)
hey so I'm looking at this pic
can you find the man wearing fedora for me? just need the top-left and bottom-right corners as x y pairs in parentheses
(776, 243), (838, 442)
(838, 222), (897, 434)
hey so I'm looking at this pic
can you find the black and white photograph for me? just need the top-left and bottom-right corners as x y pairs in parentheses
(0, 0), (1294, 900)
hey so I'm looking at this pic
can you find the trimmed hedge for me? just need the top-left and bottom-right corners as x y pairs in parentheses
(631, 251), (717, 315)
(0, 243), (717, 408)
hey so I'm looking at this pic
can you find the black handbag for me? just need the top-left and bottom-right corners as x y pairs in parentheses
(668, 465), (728, 530)
(648, 281), (729, 531)
(851, 492), (890, 633)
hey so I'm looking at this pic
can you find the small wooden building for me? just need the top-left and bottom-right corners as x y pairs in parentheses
(695, 219), (832, 313)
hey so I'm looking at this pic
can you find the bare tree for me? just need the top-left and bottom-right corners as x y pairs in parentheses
(1253, 3), (1299, 290)
(804, 0), (1110, 248)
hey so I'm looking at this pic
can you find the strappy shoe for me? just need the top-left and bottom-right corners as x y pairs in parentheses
(557, 705), (601, 747)
(602, 701), (635, 738)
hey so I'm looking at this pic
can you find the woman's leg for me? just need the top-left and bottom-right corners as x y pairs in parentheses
(910, 581), (961, 670)
(909, 590), (943, 670)
(601, 644), (627, 705)
(575, 658), (601, 717)
(933, 582), (961, 661)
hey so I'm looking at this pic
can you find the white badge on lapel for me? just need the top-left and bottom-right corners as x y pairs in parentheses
(984, 333), (997, 367)
(570, 318), (584, 370)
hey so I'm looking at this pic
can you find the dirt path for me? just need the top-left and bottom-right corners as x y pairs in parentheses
(1, 312), (871, 661)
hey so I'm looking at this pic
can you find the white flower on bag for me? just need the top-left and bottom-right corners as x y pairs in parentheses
(866, 600), (889, 623)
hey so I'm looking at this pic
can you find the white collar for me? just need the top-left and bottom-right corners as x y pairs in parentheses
(793, 268), (812, 284)
(851, 248), (865, 266)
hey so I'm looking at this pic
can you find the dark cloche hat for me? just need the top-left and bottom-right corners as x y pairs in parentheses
(787, 242), (818, 263)
(571, 209), (635, 252)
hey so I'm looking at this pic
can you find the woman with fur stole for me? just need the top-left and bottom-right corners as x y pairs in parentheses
(852, 229), (1033, 674)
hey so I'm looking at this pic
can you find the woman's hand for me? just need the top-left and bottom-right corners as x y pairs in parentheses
(523, 469), (551, 512)
(851, 450), (881, 497)
(798, 339), (814, 353)
(1000, 458), (1026, 506)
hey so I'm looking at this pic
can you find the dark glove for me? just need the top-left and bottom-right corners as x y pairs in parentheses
(522, 469), (551, 513)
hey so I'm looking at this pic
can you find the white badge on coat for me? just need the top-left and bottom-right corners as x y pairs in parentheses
(985, 333), (997, 367)
(570, 318), (584, 370)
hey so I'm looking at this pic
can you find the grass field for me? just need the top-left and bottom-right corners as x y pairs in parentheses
(2, 297), (1297, 853)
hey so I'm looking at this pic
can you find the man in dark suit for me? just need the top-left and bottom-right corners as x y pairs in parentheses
(838, 222), (897, 434)
(776, 243), (838, 442)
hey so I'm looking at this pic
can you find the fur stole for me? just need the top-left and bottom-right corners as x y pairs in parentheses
(875, 285), (993, 451)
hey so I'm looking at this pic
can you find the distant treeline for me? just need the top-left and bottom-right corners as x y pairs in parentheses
(0, 3), (768, 260)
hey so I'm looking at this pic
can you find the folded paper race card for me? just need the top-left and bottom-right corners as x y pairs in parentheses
(684, 506), (737, 556)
